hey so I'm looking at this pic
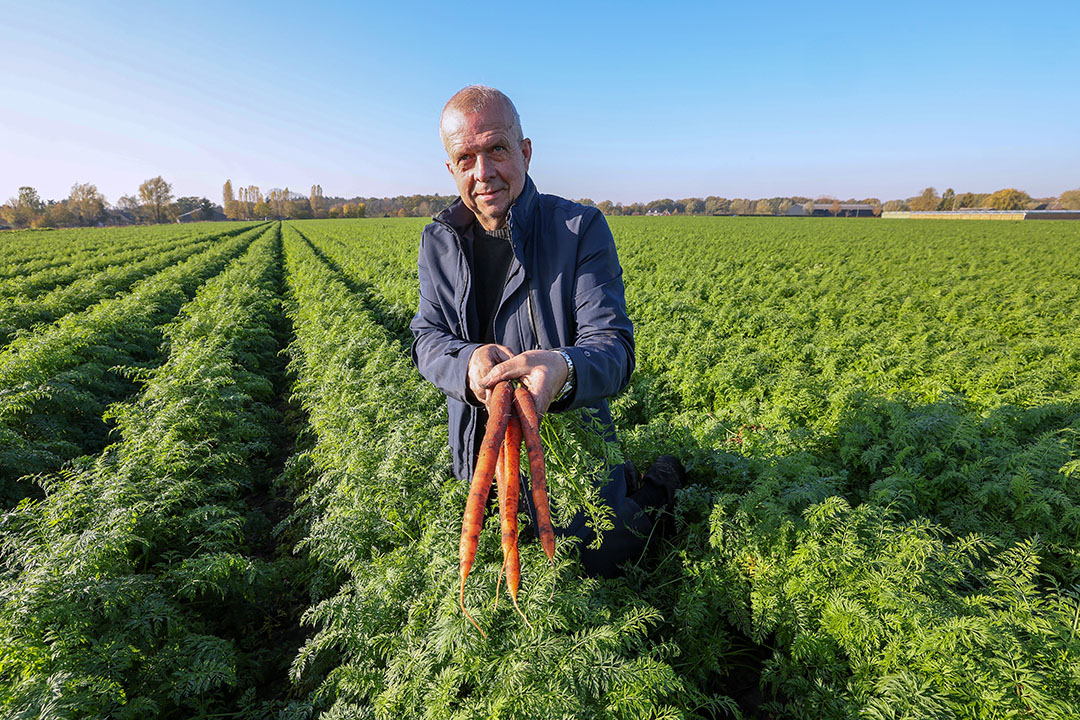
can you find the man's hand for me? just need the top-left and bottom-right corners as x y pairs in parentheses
(480, 349), (569, 415)
(468, 343), (514, 405)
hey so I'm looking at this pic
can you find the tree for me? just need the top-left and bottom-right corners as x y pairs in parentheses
(310, 184), (326, 218)
(175, 196), (204, 215)
(223, 180), (240, 219)
(268, 189), (286, 219)
(116, 195), (141, 222)
(882, 199), (909, 212)
(1058, 189), (1080, 210)
(939, 188), (955, 211)
(757, 198), (779, 215)
(597, 200), (614, 215)
(909, 187), (941, 212)
(803, 200), (816, 215)
(704, 196), (730, 215)
(139, 176), (173, 223)
(241, 186), (261, 219)
(985, 188), (1031, 210)
(287, 199), (312, 219)
(952, 192), (985, 209)
(1, 187), (46, 228)
(646, 198), (676, 214)
(682, 198), (705, 214)
(18, 186), (45, 214)
(829, 199), (843, 216)
(253, 200), (271, 218)
(730, 198), (752, 215)
(67, 183), (106, 226)
(43, 201), (76, 228)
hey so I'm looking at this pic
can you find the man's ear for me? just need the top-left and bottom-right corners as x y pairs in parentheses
(445, 159), (454, 176)
(521, 138), (532, 172)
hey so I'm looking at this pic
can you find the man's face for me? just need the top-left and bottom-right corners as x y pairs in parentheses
(442, 103), (532, 231)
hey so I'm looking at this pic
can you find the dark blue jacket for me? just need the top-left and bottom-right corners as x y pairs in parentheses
(410, 175), (635, 481)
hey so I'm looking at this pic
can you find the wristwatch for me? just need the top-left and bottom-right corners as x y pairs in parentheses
(554, 349), (575, 402)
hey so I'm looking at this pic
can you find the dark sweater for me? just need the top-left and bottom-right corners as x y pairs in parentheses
(471, 224), (514, 344)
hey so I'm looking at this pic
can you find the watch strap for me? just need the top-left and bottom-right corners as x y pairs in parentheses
(554, 349), (575, 402)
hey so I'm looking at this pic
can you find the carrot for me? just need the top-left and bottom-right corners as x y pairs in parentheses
(513, 385), (555, 562)
(500, 414), (531, 627)
(459, 380), (513, 636)
(493, 442), (506, 612)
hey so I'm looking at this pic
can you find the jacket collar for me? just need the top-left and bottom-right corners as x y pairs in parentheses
(435, 174), (539, 236)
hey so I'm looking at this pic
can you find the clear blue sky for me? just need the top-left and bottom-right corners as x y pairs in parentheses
(2, 0), (1078, 205)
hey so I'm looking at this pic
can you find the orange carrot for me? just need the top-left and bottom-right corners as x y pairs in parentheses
(513, 385), (555, 562)
(493, 441), (506, 612)
(500, 415), (531, 626)
(459, 380), (513, 636)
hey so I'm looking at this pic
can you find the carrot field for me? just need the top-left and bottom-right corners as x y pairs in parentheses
(1, 217), (1078, 719)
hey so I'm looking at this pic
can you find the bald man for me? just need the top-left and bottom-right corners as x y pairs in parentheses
(410, 86), (683, 577)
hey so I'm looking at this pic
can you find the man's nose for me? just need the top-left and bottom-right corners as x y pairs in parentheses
(474, 153), (497, 180)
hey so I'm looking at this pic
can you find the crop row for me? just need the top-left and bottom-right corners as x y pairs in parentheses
(0, 223), (259, 301)
(0, 222), (249, 280)
(0, 223), (267, 500)
(0, 226), (254, 346)
(290, 222), (415, 341)
(0, 224), (308, 718)
(1, 226), (206, 303)
(291, 219), (422, 335)
(281, 223), (693, 718)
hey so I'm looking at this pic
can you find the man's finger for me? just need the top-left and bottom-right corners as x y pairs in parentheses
(521, 374), (555, 415)
(480, 356), (525, 387)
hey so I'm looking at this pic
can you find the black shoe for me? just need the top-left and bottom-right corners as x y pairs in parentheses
(629, 454), (685, 514)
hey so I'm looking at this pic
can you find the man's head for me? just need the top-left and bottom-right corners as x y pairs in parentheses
(440, 85), (532, 231)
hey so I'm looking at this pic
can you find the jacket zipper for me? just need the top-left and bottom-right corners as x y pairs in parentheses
(508, 207), (541, 350)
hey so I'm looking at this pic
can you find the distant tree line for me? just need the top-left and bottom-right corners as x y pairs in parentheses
(326, 193), (460, 219)
(581, 187), (1080, 216)
(5, 180), (1079, 230)
(0, 177), (221, 229)
(881, 187), (1080, 213)
(303, 187), (1080, 218)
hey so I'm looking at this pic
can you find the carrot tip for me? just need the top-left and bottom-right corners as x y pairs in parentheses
(511, 593), (534, 630)
(494, 562), (504, 612)
(460, 581), (488, 638)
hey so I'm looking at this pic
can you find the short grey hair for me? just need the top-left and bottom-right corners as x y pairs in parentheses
(440, 85), (523, 148)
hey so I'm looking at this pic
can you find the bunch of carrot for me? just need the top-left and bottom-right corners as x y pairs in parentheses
(459, 380), (555, 636)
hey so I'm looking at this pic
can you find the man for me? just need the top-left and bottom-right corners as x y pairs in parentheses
(410, 85), (682, 577)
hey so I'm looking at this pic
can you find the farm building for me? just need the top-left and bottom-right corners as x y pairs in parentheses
(883, 210), (1080, 220)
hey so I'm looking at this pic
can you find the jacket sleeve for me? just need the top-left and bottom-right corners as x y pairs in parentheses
(409, 229), (481, 406)
(557, 209), (635, 411)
